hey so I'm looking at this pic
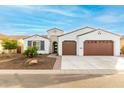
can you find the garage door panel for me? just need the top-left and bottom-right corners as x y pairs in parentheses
(84, 40), (113, 56)
(62, 41), (76, 55)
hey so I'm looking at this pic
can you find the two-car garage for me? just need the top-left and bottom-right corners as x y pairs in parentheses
(62, 40), (114, 56)
(84, 40), (113, 56)
(58, 27), (120, 56)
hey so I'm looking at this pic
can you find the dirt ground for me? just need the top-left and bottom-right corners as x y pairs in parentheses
(0, 55), (56, 69)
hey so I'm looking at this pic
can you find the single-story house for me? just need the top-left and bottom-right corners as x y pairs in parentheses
(0, 34), (28, 54)
(58, 27), (121, 56)
(0, 27), (122, 56)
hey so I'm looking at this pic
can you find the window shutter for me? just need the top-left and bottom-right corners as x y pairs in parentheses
(40, 41), (45, 50)
(33, 41), (36, 47)
(28, 41), (32, 47)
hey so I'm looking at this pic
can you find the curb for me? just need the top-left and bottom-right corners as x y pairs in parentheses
(0, 69), (123, 74)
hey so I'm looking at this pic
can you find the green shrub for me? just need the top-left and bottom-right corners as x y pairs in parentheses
(121, 46), (124, 54)
(2, 39), (18, 53)
(23, 46), (38, 58)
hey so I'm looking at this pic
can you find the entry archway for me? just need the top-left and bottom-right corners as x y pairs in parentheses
(53, 41), (58, 53)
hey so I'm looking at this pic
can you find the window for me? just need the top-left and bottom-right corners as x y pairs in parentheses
(28, 41), (32, 47)
(33, 41), (36, 47)
(40, 41), (45, 50)
(27, 40), (45, 50)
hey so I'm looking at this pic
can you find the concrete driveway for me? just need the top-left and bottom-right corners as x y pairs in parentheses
(61, 56), (124, 70)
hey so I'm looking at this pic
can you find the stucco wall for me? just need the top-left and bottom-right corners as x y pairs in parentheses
(23, 35), (50, 54)
(121, 38), (124, 48)
(78, 30), (120, 56)
(0, 40), (17, 54)
(48, 28), (64, 53)
(58, 27), (95, 55)
(47, 29), (64, 38)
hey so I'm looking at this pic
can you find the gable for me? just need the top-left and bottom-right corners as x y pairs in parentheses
(23, 35), (49, 41)
(78, 29), (120, 40)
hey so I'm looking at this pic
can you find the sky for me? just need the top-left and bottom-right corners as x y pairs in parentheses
(0, 5), (124, 35)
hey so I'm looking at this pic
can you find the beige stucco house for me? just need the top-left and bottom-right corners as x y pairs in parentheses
(0, 34), (28, 54)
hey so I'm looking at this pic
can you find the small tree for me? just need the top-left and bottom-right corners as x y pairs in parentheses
(2, 39), (18, 53)
(121, 46), (124, 54)
(23, 46), (38, 58)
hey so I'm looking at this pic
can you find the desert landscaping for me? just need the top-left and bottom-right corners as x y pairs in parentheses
(0, 54), (56, 69)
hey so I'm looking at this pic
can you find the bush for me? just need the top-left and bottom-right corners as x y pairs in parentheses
(121, 46), (124, 54)
(2, 39), (18, 53)
(23, 47), (38, 58)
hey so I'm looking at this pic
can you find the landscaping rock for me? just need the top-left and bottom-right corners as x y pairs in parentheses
(28, 59), (38, 65)
(24, 59), (32, 64)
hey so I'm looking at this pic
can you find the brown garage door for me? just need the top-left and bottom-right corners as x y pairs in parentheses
(84, 40), (113, 56)
(62, 41), (76, 55)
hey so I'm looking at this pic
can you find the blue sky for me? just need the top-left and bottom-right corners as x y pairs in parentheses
(0, 5), (124, 35)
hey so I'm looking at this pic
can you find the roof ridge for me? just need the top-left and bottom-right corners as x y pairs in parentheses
(58, 26), (96, 37)
(77, 29), (121, 37)
(47, 28), (64, 32)
(77, 29), (97, 36)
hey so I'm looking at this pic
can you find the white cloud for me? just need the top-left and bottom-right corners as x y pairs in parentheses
(40, 8), (76, 17)
(96, 15), (119, 23)
(5, 5), (91, 18)
(95, 8), (124, 23)
(95, 13), (124, 23)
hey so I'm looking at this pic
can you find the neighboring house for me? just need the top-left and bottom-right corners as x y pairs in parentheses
(121, 36), (124, 48)
(0, 40), (3, 54)
(58, 27), (120, 56)
(0, 34), (28, 54)
(8, 35), (28, 53)
(0, 34), (9, 54)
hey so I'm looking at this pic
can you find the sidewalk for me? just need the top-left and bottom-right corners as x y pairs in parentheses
(48, 54), (61, 70)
